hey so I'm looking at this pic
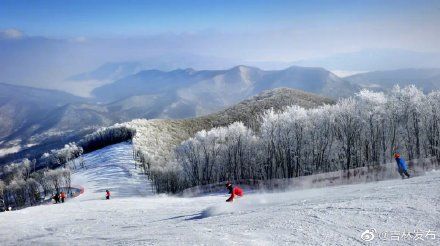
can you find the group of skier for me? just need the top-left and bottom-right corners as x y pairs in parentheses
(52, 191), (67, 204)
(51, 189), (110, 204)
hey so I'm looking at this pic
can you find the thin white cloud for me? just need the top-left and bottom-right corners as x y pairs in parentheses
(0, 28), (25, 39)
(71, 36), (87, 43)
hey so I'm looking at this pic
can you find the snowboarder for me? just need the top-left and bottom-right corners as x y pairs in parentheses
(225, 182), (243, 202)
(105, 190), (110, 200)
(60, 192), (66, 203)
(394, 153), (410, 179)
(53, 193), (60, 204)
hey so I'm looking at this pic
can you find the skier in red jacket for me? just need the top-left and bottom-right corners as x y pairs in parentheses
(105, 190), (110, 200)
(60, 191), (66, 203)
(225, 182), (243, 202)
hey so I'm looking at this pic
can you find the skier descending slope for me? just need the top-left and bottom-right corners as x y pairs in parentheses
(105, 190), (111, 200)
(394, 153), (410, 179)
(225, 182), (243, 202)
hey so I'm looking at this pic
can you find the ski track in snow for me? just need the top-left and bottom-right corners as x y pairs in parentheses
(0, 142), (439, 245)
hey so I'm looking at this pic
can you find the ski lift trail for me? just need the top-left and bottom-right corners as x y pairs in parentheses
(71, 141), (153, 201)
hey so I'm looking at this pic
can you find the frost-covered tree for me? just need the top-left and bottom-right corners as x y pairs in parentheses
(39, 143), (83, 169)
(356, 90), (388, 165)
(25, 178), (41, 205)
(79, 125), (134, 153)
(0, 156), (73, 209)
(6, 178), (27, 207)
(388, 85), (425, 159)
(422, 91), (440, 160)
(44, 169), (69, 193)
(176, 122), (259, 187)
(0, 180), (5, 211)
(30, 170), (51, 197)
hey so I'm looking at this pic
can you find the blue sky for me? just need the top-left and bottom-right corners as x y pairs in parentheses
(1, 0), (439, 37)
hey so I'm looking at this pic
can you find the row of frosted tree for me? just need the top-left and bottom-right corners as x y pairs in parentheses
(153, 86), (440, 192)
(0, 162), (71, 210)
(0, 143), (82, 211)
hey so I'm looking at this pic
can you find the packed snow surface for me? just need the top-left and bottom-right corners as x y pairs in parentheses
(1, 143), (439, 245)
(71, 142), (153, 200)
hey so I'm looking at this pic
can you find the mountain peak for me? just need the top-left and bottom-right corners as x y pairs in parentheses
(230, 65), (259, 71)
(284, 65), (329, 73)
(170, 68), (196, 75)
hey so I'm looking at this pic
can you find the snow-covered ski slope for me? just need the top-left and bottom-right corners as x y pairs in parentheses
(1, 143), (439, 245)
(71, 142), (153, 201)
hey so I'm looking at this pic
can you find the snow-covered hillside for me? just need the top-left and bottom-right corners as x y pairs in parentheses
(0, 142), (438, 245)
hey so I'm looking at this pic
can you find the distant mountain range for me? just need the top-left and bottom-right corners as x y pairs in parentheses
(345, 68), (440, 92)
(66, 62), (147, 82)
(0, 83), (84, 140)
(92, 65), (356, 115)
(2, 65), (440, 163)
